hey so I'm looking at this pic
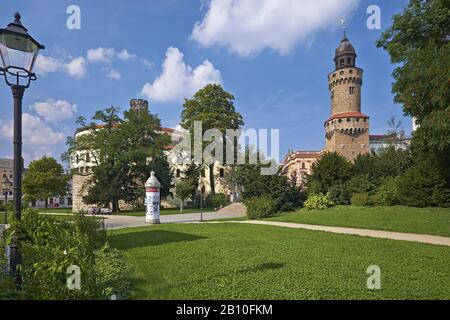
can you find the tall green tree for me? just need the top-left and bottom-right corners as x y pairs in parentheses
(23, 157), (68, 209)
(175, 180), (195, 212)
(181, 84), (244, 194)
(377, 0), (450, 187)
(306, 152), (353, 195)
(65, 106), (171, 212)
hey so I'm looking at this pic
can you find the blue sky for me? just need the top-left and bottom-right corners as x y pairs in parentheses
(0, 0), (411, 165)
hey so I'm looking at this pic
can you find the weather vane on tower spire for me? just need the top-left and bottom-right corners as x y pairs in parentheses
(339, 17), (347, 37)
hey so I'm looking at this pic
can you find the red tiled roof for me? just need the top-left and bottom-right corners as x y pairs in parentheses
(325, 112), (369, 124)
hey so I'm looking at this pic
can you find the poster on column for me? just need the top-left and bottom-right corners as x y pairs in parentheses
(146, 190), (160, 220)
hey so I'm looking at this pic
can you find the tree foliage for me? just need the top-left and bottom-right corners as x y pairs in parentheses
(181, 84), (244, 194)
(306, 152), (353, 194)
(233, 147), (305, 213)
(175, 180), (195, 212)
(65, 106), (171, 212)
(22, 157), (68, 208)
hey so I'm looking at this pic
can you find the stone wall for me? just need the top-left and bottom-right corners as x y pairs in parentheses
(328, 67), (363, 115)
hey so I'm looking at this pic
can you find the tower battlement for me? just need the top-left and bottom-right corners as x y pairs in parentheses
(325, 32), (369, 161)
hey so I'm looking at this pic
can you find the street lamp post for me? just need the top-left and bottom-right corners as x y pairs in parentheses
(2, 177), (12, 224)
(0, 12), (44, 286)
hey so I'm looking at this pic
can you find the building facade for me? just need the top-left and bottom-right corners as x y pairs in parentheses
(71, 99), (234, 212)
(283, 32), (410, 184)
(0, 159), (14, 204)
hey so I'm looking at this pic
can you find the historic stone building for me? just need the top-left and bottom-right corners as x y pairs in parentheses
(325, 32), (369, 161)
(71, 99), (234, 212)
(283, 32), (410, 185)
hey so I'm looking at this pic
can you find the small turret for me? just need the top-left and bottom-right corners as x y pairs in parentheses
(334, 31), (357, 69)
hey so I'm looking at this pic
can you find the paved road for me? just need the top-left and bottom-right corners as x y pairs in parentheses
(234, 220), (450, 247)
(100, 212), (245, 229)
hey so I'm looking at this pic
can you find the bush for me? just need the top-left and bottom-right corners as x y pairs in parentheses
(304, 193), (334, 210)
(377, 177), (400, 206)
(207, 193), (229, 208)
(396, 160), (450, 207)
(350, 193), (369, 206)
(94, 244), (131, 299)
(347, 174), (377, 194)
(1, 210), (130, 299)
(327, 183), (350, 205)
(245, 195), (276, 219)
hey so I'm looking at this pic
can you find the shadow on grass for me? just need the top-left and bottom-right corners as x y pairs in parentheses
(109, 229), (207, 250)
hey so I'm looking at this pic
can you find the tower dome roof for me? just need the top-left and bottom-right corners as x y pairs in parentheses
(335, 32), (356, 56)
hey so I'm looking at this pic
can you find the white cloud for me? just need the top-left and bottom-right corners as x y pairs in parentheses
(192, 0), (360, 56)
(118, 49), (136, 61)
(141, 58), (154, 70)
(64, 57), (87, 79)
(141, 47), (222, 102)
(34, 55), (87, 79)
(30, 99), (78, 123)
(87, 47), (115, 63)
(106, 68), (122, 80)
(1, 113), (65, 146)
(34, 55), (63, 75)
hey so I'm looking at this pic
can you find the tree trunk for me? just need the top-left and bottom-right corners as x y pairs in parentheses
(112, 200), (119, 213)
(45, 199), (48, 209)
(209, 163), (215, 195)
(180, 200), (184, 212)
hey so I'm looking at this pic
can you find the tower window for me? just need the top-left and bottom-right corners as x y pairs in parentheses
(331, 91), (334, 100)
(347, 118), (350, 122)
(347, 57), (352, 65)
(349, 87), (355, 95)
(219, 168), (224, 177)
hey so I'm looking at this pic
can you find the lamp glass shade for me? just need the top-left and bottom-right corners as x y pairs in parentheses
(0, 33), (40, 73)
(2, 177), (12, 191)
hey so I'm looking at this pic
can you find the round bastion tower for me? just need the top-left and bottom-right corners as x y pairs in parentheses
(325, 32), (369, 161)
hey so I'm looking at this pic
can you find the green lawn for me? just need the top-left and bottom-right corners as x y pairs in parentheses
(113, 207), (217, 217)
(266, 206), (450, 237)
(34, 207), (72, 214)
(109, 223), (450, 300)
(35, 207), (216, 216)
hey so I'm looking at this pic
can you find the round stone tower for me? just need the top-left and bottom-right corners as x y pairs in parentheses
(325, 32), (369, 161)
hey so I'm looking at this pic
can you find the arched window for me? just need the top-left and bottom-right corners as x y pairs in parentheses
(176, 169), (181, 178)
(301, 163), (306, 170)
(219, 168), (224, 177)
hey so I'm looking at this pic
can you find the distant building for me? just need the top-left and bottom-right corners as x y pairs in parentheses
(0, 159), (14, 204)
(28, 180), (73, 209)
(283, 32), (410, 185)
